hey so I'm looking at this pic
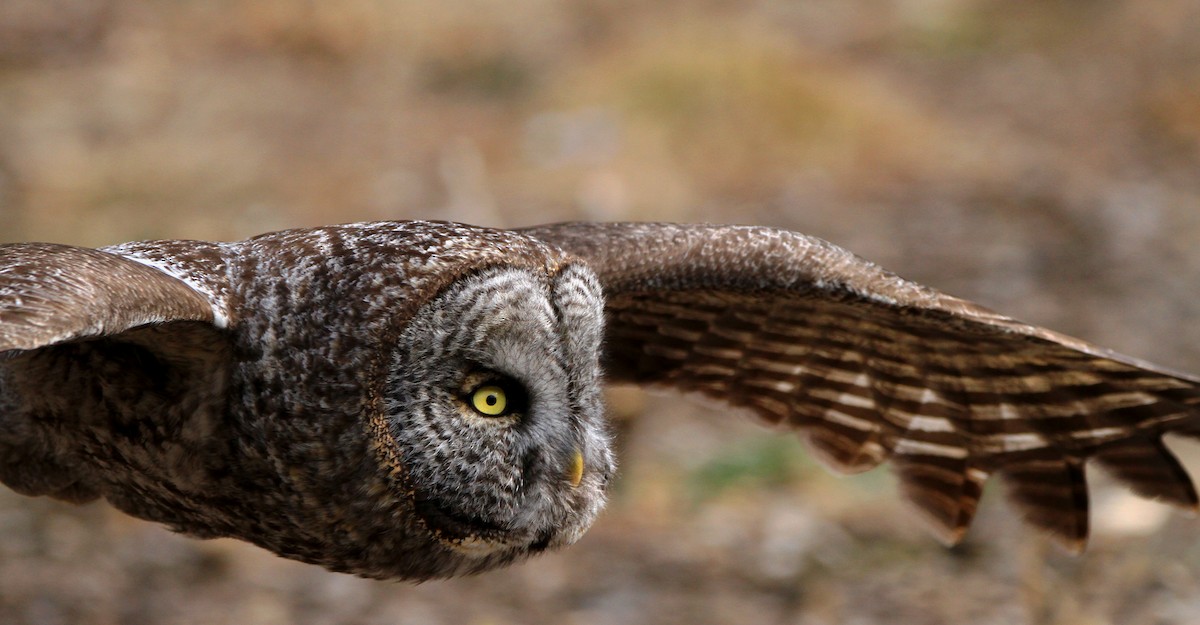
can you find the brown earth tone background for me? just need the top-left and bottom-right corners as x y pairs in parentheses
(3, 1), (1200, 624)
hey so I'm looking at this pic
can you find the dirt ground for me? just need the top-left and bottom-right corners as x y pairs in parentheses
(2, 1), (1200, 623)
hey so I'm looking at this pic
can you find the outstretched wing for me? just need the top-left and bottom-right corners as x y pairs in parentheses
(0, 242), (223, 351)
(0, 241), (233, 502)
(522, 222), (1200, 550)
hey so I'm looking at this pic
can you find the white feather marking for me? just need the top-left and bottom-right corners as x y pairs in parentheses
(908, 416), (956, 433)
(861, 441), (887, 462)
(744, 357), (805, 375)
(740, 378), (797, 394)
(894, 439), (968, 459)
(920, 388), (940, 405)
(1094, 391), (1159, 409)
(994, 432), (1047, 453)
(821, 407), (880, 433)
(808, 387), (874, 410)
(819, 367), (871, 387)
(122, 254), (230, 328)
(967, 468), (990, 483)
(313, 231), (335, 256)
(1070, 427), (1127, 440)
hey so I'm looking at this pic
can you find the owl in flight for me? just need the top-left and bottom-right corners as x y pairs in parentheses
(0, 221), (1197, 580)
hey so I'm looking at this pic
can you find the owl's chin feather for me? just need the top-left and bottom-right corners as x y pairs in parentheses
(414, 495), (589, 560)
(413, 495), (510, 542)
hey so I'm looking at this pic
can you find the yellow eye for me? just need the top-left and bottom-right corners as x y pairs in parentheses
(471, 385), (508, 416)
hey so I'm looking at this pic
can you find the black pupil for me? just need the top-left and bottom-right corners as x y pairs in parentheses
(486, 394), (497, 406)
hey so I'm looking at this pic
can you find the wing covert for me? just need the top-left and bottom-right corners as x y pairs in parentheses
(0, 242), (224, 352)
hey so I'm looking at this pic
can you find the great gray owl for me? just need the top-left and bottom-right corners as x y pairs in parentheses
(1, 221), (1198, 581)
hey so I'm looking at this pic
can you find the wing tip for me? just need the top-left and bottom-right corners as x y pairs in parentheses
(1046, 532), (1088, 555)
(926, 519), (970, 548)
(891, 457), (988, 549)
(1094, 435), (1200, 514)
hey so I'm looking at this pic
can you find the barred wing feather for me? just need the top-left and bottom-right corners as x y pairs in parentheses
(522, 222), (1200, 550)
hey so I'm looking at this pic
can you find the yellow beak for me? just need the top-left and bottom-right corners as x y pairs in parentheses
(568, 449), (584, 488)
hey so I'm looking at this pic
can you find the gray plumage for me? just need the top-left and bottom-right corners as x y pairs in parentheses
(1, 220), (1198, 580)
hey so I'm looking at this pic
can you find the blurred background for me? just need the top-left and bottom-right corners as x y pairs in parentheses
(2, 1), (1200, 623)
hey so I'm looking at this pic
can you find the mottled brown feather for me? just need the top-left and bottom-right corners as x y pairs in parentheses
(0, 243), (216, 352)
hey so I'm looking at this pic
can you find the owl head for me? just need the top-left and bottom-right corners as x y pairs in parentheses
(373, 262), (615, 576)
